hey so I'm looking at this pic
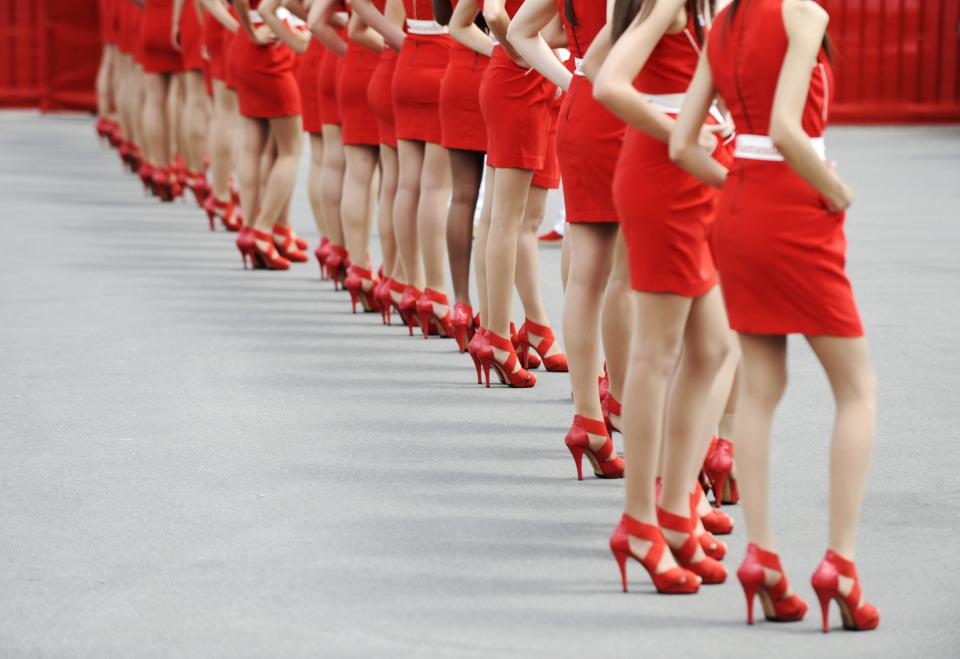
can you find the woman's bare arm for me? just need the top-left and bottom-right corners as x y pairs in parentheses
(449, 0), (494, 57)
(507, 0), (570, 91)
(348, 9), (386, 52)
(669, 53), (728, 188)
(200, 0), (240, 32)
(261, 0), (312, 53)
(307, 0), (349, 55)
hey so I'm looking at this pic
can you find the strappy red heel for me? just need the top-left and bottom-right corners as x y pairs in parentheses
(344, 265), (381, 313)
(236, 226), (256, 269)
(515, 319), (568, 372)
(185, 169), (210, 207)
(603, 392), (622, 435)
(737, 543), (808, 625)
(510, 322), (542, 370)
(374, 277), (392, 324)
(656, 484), (727, 560)
(657, 503), (727, 584)
(417, 289), (454, 339)
(324, 246), (349, 288)
(451, 302), (475, 353)
(705, 436), (738, 505)
(467, 327), (487, 384)
(313, 237), (331, 279)
(203, 195), (241, 232)
(251, 229), (291, 270)
(609, 514), (701, 594)
(478, 330), (536, 388)
(564, 416), (624, 480)
(272, 226), (308, 263)
(150, 168), (177, 202)
(695, 483), (733, 536)
(811, 550), (879, 633)
(599, 363), (610, 402)
(399, 286), (423, 336)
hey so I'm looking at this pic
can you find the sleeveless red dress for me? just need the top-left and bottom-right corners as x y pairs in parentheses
(115, 0), (133, 55)
(203, 10), (225, 80)
(338, 3), (382, 146)
(179, 0), (205, 72)
(614, 16), (729, 296)
(99, 0), (119, 45)
(368, 47), (399, 147)
(392, 0), (451, 144)
(319, 7), (347, 126)
(555, 0), (624, 221)
(141, 0), (183, 74)
(478, 0), (560, 188)
(228, 0), (301, 118)
(708, 0), (862, 336)
(438, 0), (489, 152)
(298, 39), (325, 133)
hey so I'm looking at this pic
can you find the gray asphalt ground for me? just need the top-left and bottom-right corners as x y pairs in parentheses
(1, 111), (959, 658)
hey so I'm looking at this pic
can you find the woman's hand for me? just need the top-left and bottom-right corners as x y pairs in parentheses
(171, 23), (182, 51)
(252, 24), (278, 46)
(824, 162), (854, 211)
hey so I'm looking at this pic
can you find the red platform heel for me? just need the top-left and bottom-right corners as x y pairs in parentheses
(602, 392), (622, 435)
(515, 319), (568, 372)
(344, 265), (381, 313)
(705, 436), (738, 505)
(657, 504), (727, 584)
(251, 229), (291, 270)
(609, 514), (701, 594)
(478, 330), (536, 388)
(564, 416), (624, 480)
(737, 543), (808, 625)
(399, 286), (423, 336)
(451, 303), (475, 353)
(314, 237), (331, 280)
(325, 246), (350, 288)
(811, 550), (879, 633)
(417, 289), (454, 339)
(235, 226), (256, 269)
(272, 226), (309, 263)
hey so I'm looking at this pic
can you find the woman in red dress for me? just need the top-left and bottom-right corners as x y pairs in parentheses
(510, 0), (632, 478)
(199, 0), (243, 231)
(174, 0), (213, 207)
(451, 0), (567, 388)
(229, 0), (307, 269)
(96, 0), (120, 141)
(671, 0), (879, 631)
(590, 0), (733, 592)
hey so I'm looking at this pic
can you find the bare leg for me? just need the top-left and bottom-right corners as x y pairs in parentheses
(142, 73), (171, 167)
(341, 144), (380, 264)
(473, 166), (495, 324)
(306, 133), (326, 236)
(602, 231), (632, 424)
(514, 185), (549, 325)
(378, 144), (399, 278)
(446, 148), (484, 305)
(238, 116), (269, 229)
(719, 368), (739, 439)
(253, 115), (302, 232)
(560, 231), (571, 291)
(394, 139), (425, 288)
(320, 124), (346, 247)
(209, 81), (238, 202)
(183, 70), (209, 175)
(485, 167), (532, 337)
(96, 44), (115, 120)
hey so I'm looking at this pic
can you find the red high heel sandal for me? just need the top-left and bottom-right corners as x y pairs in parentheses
(398, 286), (423, 336)
(417, 289), (454, 339)
(515, 319), (568, 372)
(186, 169), (211, 207)
(383, 279), (409, 326)
(451, 302), (475, 353)
(236, 226), (256, 269)
(695, 483), (733, 536)
(705, 436), (739, 505)
(374, 277), (392, 324)
(737, 543), (808, 625)
(467, 327), (488, 385)
(656, 483), (727, 560)
(150, 168), (177, 202)
(509, 322), (541, 370)
(203, 195), (242, 232)
(811, 550), (879, 633)
(325, 246), (350, 288)
(564, 416), (624, 480)
(602, 392), (622, 435)
(344, 265), (381, 313)
(599, 364), (610, 402)
(657, 504), (727, 584)
(478, 330), (536, 388)
(609, 514), (701, 594)
(251, 229), (291, 270)
(314, 237), (331, 280)
(272, 226), (309, 263)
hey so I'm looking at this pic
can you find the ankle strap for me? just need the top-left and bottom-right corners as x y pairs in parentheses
(422, 288), (449, 304)
(605, 394), (622, 416)
(574, 415), (609, 438)
(252, 228), (274, 241)
(824, 550), (857, 578)
(273, 225), (294, 236)
(523, 318), (555, 337)
(746, 543), (784, 571)
(484, 330), (517, 352)
(348, 264), (374, 278)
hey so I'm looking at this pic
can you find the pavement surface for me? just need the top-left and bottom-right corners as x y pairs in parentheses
(1, 111), (959, 658)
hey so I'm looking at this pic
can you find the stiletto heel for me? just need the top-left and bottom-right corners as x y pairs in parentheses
(398, 286), (422, 336)
(810, 550), (879, 632)
(609, 514), (700, 594)
(325, 246), (350, 288)
(509, 322), (541, 369)
(451, 302), (474, 353)
(736, 544), (807, 625)
(705, 437), (738, 505)
(416, 288), (454, 339)
(467, 328), (487, 385)
(344, 265), (381, 313)
(602, 392), (622, 435)
(515, 319), (568, 372)
(564, 416), (624, 480)
(657, 503), (727, 584)
(314, 237), (331, 280)
(235, 226), (255, 270)
(478, 330), (536, 388)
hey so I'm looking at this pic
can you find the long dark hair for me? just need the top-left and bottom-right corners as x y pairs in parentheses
(725, 0), (832, 58)
(611, 0), (714, 44)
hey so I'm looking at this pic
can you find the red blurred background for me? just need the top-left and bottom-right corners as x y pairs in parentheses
(0, 0), (958, 121)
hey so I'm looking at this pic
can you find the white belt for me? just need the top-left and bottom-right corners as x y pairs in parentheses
(249, 8), (305, 27)
(574, 57), (585, 76)
(735, 134), (826, 161)
(333, 11), (348, 22)
(641, 91), (729, 135)
(406, 19), (448, 35)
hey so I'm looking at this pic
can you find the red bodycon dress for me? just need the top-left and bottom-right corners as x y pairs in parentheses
(555, 0), (624, 221)
(392, 0), (451, 144)
(438, 0), (489, 152)
(116, 1), (134, 55)
(708, 1), (862, 336)
(179, 0), (205, 72)
(613, 16), (729, 296)
(298, 39), (325, 133)
(338, 4), (383, 146)
(368, 48), (399, 147)
(141, 0), (183, 74)
(478, 0), (560, 187)
(99, 0), (119, 45)
(203, 11), (226, 80)
(319, 9), (347, 126)
(229, 0), (301, 118)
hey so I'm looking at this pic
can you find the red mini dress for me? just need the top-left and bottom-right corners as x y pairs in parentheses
(555, 0), (625, 221)
(99, 0), (119, 45)
(203, 11), (226, 80)
(439, 0), (489, 152)
(708, 1), (862, 336)
(392, 0), (451, 144)
(140, 0), (183, 74)
(115, 0), (134, 55)
(338, 5), (383, 146)
(613, 17), (729, 297)
(298, 39), (325, 133)
(319, 11), (347, 126)
(179, 0), (205, 72)
(478, 0), (559, 187)
(228, 0), (301, 119)
(368, 48), (399, 147)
